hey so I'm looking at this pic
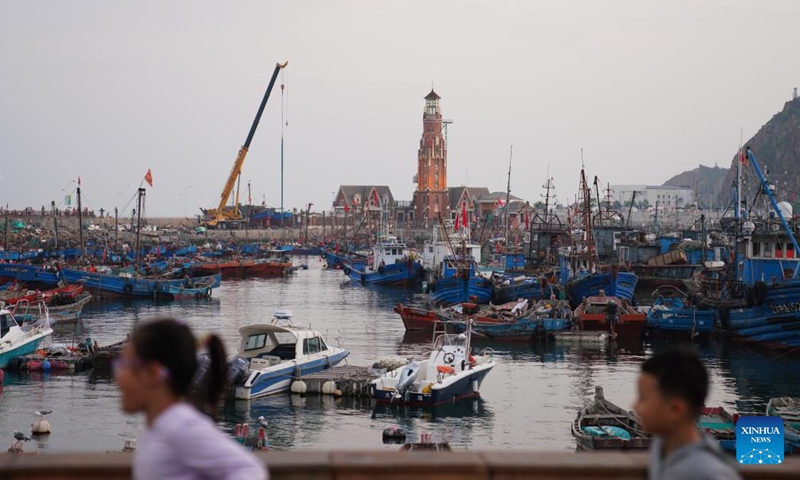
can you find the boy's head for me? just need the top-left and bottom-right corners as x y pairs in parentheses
(634, 349), (708, 435)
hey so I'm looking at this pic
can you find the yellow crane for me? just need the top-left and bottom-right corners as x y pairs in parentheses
(201, 61), (288, 228)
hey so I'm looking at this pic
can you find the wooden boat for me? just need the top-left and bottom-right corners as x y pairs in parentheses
(447, 299), (572, 342)
(574, 293), (646, 338)
(394, 304), (439, 331)
(191, 252), (292, 279)
(10, 293), (92, 324)
(84, 337), (128, 366)
(766, 397), (800, 454)
(571, 386), (652, 451)
(697, 406), (736, 452)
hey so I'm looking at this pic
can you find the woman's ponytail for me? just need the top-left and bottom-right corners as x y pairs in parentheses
(205, 334), (228, 411)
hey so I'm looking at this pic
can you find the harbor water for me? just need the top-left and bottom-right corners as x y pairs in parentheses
(1, 259), (799, 452)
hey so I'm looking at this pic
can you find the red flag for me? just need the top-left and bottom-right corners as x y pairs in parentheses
(144, 169), (153, 187)
(525, 211), (530, 229)
(344, 202), (350, 213)
(740, 150), (746, 165)
(461, 202), (468, 227)
(372, 189), (380, 207)
(455, 212), (461, 230)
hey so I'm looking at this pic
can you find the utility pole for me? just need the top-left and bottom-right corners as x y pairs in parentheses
(134, 188), (145, 267)
(51, 201), (59, 249)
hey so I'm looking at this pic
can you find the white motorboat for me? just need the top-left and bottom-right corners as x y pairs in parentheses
(0, 308), (53, 369)
(231, 312), (349, 400)
(371, 322), (495, 406)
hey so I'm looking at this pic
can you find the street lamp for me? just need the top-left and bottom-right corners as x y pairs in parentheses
(179, 185), (192, 219)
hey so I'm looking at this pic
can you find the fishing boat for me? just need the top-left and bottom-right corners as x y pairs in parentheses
(766, 397), (800, 454)
(10, 293), (92, 324)
(646, 285), (716, 336)
(451, 299), (572, 342)
(371, 321), (495, 406)
(343, 237), (421, 286)
(394, 304), (440, 332)
(574, 292), (646, 338)
(0, 308), (53, 369)
(59, 268), (222, 300)
(571, 386), (651, 450)
(231, 312), (350, 400)
(687, 148), (800, 350)
(428, 255), (493, 304)
(435, 299), (530, 325)
(191, 252), (292, 279)
(697, 406), (736, 453)
(491, 273), (557, 304)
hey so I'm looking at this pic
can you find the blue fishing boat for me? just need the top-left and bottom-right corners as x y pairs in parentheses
(0, 264), (60, 285)
(59, 269), (222, 300)
(427, 256), (492, 304)
(646, 286), (717, 335)
(692, 148), (800, 350)
(562, 263), (638, 308)
(343, 237), (421, 285)
(450, 299), (572, 341)
(491, 273), (557, 303)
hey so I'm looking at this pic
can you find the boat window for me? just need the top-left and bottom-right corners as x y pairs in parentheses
(385, 249), (391, 255)
(763, 243), (773, 258)
(273, 332), (297, 345)
(303, 337), (321, 355)
(752, 242), (761, 257)
(788, 244), (795, 259)
(0, 314), (10, 337)
(244, 333), (268, 351)
(318, 336), (328, 351)
(776, 243), (784, 258)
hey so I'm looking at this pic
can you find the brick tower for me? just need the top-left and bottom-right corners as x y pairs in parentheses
(413, 90), (448, 227)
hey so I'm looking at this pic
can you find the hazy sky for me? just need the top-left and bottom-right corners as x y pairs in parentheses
(2, 1), (799, 217)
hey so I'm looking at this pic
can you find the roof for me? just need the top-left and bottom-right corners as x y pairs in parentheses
(425, 89), (441, 101)
(335, 186), (395, 206)
(475, 192), (523, 204)
(448, 186), (491, 210)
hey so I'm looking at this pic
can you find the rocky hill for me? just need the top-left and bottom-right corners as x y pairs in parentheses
(717, 98), (800, 207)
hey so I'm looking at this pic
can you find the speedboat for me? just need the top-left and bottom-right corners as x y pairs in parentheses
(231, 312), (349, 400)
(0, 308), (53, 369)
(371, 322), (495, 406)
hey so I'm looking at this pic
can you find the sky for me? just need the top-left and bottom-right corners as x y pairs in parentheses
(2, 0), (799, 217)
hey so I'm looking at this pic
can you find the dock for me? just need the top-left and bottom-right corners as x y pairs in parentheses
(292, 365), (378, 398)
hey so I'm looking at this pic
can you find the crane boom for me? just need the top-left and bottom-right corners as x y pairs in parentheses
(203, 61), (288, 227)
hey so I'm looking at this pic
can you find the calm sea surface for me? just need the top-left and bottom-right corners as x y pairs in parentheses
(2, 259), (799, 452)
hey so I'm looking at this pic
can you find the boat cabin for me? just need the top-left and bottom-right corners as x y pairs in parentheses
(237, 323), (331, 368)
(366, 237), (410, 272)
(0, 309), (18, 339)
(421, 223), (481, 273)
(739, 227), (800, 284)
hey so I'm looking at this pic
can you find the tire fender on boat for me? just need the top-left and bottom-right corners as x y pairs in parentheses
(123, 283), (133, 295)
(361, 274), (366, 284)
(206, 287), (212, 298)
(344, 267), (351, 276)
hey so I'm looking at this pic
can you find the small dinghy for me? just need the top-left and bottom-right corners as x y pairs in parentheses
(571, 386), (652, 450)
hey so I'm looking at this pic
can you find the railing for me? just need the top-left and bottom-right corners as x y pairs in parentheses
(0, 451), (796, 479)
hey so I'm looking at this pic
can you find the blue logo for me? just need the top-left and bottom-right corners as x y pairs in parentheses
(736, 416), (784, 465)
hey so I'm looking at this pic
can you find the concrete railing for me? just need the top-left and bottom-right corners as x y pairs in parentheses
(0, 451), (797, 480)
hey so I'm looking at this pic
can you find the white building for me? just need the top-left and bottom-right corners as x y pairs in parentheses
(611, 185), (694, 210)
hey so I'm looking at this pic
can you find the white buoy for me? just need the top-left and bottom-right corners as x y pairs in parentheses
(290, 380), (307, 394)
(322, 381), (337, 395)
(31, 418), (51, 434)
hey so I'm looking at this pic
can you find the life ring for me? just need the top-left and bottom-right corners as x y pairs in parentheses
(123, 283), (133, 295)
(344, 267), (351, 276)
(206, 287), (212, 298)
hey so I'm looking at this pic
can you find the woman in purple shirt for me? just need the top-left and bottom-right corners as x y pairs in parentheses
(114, 318), (267, 480)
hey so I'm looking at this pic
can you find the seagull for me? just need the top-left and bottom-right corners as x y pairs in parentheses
(35, 410), (52, 417)
(13, 431), (30, 442)
(257, 416), (269, 429)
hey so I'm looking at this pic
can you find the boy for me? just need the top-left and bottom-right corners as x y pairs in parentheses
(634, 349), (741, 480)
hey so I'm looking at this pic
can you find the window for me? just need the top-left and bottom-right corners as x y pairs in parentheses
(753, 242), (761, 257)
(318, 337), (328, 351)
(244, 333), (268, 351)
(303, 337), (321, 355)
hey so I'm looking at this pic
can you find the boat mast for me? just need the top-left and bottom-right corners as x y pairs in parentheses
(504, 145), (513, 246)
(134, 188), (145, 268)
(579, 157), (595, 273)
(77, 183), (84, 261)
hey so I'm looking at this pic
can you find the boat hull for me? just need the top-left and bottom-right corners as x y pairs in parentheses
(394, 304), (439, 331)
(451, 317), (571, 342)
(718, 280), (800, 350)
(234, 349), (350, 400)
(430, 277), (492, 304)
(344, 261), (422, 286)
(60, 269), (222, 300)
(372, 363), (494, 406)
(0, 331), (49, 369)
(566, 272), (638, 308)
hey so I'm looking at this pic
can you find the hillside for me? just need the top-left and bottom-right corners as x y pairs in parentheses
(717, 98), (800, 206)
(662, 164), (728, 208)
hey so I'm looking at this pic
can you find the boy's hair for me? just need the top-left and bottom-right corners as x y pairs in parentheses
(641, 348), (708, 417)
